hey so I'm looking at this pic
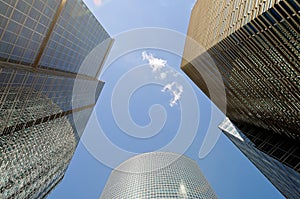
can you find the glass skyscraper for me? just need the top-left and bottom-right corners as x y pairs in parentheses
(182, 0), (299, 139)
(0, 0), (112, 198)
(219, 118), (300, 199)
(101, 152), (217, 199)
(0, 89), (77, 198)
(181, 0), (299, 196)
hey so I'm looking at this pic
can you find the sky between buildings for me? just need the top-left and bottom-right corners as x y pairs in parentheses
(48, 1), (283, 198)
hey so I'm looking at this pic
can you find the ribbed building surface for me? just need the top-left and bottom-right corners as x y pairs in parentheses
(219, 118), (300, 199)
(182, 0), (299, 140)
(101, 152), (217, 199)
(0, 0), (112, 198)
(181, 0), (299, 196)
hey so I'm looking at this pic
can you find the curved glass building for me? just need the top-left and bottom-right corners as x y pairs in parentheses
(101, 152), (217, 199)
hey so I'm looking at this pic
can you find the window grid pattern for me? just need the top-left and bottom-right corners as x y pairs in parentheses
(232, 120), (300, 173)
(39, 0), (110, 76)
(0, 116), (77, 199)
(0, 0), (109, 198)
(219, 118), (300, 199)
(0, 0), (60, 65)
(186, 0), (283, 50)
(0, 63), (102, 198)
(0, 0), (111, 78)
(0, 64), (102, 135)
(210, 1), (299, 140)
(101, 152), (217, 199)
(183, 0), (299, 140)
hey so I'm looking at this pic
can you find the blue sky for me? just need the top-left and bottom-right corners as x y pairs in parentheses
(48, 1), (283, 198)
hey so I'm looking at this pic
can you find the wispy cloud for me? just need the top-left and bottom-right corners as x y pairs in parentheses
(142, 51), (167, 72)
(161, 82), (183, 107)
(142, 51), (183, 107)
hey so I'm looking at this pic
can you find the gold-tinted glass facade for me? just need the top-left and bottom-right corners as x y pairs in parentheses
(182, 0), (299, 197)
(186, 0), (282, 50)
(0, 0), (111, 198)
(182, 0), (299, 140)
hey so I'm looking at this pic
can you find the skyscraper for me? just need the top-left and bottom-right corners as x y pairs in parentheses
(0, 88), (78, 198)
(181, 0), (299, 196)
(0, 0), (113, 198)
(182, 0), (299, 139)
(219, 118), (300, 199)
(101, 152), (217, 199)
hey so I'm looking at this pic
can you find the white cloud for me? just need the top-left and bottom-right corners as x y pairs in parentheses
(142, 51), (183, 107)
(142, 51), (167, 72)
(161, 82), (184, 107)
(159, 70), (179, 80)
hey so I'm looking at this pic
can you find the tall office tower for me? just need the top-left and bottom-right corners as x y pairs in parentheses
(101, 152), (217, 199)
(0, 0), (113, 198)
(219, 118), (300, 199)
(182, 0), (299, 139)
(181, 0), (299, 196)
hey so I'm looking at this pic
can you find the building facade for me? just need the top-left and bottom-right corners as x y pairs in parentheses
(101, 152), (217, 199)
(181, 0), (299, 196)
(219, 118), (300, 199)
(0, 89), (77, 198)
(182, 0), (299, 139)
(0, 0), (112, 198)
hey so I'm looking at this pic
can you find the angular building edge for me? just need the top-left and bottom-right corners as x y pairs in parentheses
(219, 118), (300, 199)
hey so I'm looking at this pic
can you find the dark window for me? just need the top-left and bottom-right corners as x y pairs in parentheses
(271, 148), (286, 160)
(284, 155), (299, 168)
(280, 1), (294, 15)
(269, 8), (283, 21)
(286, 0), (300, 12)
(247, 23), (258, 34)
(35, 118), (42, 125)
(14, 123), (25, 132)
(263, 12), (276, 25)
(25, 120), (34, 128)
